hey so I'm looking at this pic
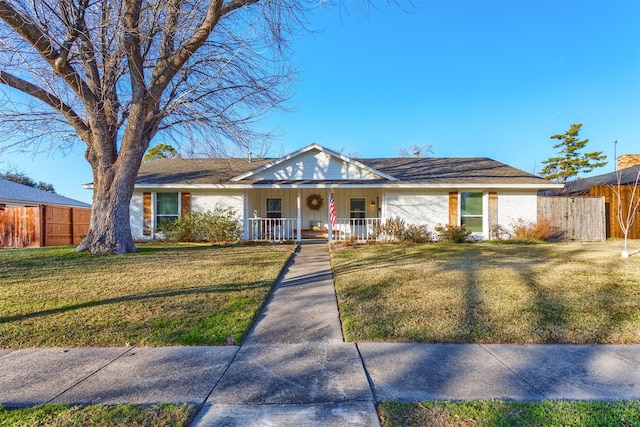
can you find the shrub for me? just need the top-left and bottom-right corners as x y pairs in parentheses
(376, 216), (407, 241)
(206, 208), (243, 243)
(158, 212), (204, 242)
(510, 218), (561, 242)
(158, 208), (242, 243)
(434, 224), (472, 243)
(404, 224), (433, 243)
(375, 217), (433, 243)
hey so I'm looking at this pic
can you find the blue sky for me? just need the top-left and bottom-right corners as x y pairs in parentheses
(2, 0), (639, 204)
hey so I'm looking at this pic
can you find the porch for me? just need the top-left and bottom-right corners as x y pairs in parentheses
(246, 217), (382, 242)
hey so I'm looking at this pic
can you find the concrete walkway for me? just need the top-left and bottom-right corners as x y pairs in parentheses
(1, 242), (640, 426)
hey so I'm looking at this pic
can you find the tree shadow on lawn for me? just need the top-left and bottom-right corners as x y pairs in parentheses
(447, 243), (636, 343)
(330, 243), (483, 278)
(420, 244), (578, 343)
(0, 281), (269, 325)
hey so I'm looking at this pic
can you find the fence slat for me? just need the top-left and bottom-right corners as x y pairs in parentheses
(589, 186), (640, 239)
(0, 205), (91, 248)
(0, 207), (41, 248)
(537, 196), (605, 241)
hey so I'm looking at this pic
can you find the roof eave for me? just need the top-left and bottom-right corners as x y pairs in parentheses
(133, 182), (564, 190)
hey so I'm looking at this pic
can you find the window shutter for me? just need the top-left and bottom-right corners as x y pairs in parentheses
(181, 192), (191, 216)
(448, 192), (458, 226)
(143, 192), (152, 236)
(488, 192), (498, 237)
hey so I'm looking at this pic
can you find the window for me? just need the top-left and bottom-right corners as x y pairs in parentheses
(460, 192), (483, 232)
(266, 198), (282, 218)
(156, 192), (179, 228)
(350, 198), (366, 224)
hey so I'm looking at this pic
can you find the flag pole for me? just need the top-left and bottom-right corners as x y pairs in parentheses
(328, 191), (333, 245)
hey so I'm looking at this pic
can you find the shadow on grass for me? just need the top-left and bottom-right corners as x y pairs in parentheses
(0, 281), (270, 325)
(459, 245), (576, 343)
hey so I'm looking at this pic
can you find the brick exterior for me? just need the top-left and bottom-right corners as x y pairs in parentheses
(618, 154), (640, 170)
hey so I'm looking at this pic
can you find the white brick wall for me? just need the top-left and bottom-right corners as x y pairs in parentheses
(130, 190), (246, 240)
(130, 188), (540, 241)
(496, 191), (538, 232)
(384, 190), (539, 240)
(384, 191), (449, 228)
(191, 192), (244, 218)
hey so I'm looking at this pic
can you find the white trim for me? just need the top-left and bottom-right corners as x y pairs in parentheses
(459, 191), (485, 238)
(229, 143), (398, 182)
(296, 190), (302, 242)
(154, 191), (182, 232)
(133, 182), (563, 190)
(243, 190), (249, 240)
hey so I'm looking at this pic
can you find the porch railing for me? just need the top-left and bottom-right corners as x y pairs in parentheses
(331, 218), (381, 241)
(247, 218), (298, 241)
(246, 217), (382, 241)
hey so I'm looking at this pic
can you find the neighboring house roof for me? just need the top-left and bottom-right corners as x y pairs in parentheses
(0, 178), (91, 208)
(134, 144), (562, 190)
(564, 166), (640, 195)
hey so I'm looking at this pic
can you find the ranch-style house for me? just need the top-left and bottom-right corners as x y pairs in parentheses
(129, 144), (563, 241)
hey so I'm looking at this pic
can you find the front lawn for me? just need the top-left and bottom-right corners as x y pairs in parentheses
(331, 241), (640, 343)
(379, 400), (640, 427)
(0, 244), (293, 348)
(0, 403), (193, 427)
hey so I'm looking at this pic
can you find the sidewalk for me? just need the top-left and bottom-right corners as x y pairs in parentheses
(194, 242), (379, 425)
(1, 242), (639, 426)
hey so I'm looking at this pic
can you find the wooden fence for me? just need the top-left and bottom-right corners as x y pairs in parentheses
(537, 196), (605, 241)
(589, 185), (640, 239)
(0, 205), (91, 248)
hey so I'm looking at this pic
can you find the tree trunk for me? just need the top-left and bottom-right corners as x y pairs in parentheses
(76, 169), (138, 254)
(79, 201), (136, 254)
(76, 133), (148, 254)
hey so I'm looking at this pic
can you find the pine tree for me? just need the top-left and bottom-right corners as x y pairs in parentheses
(540, 123), (607, 183)
(143, 144), (179, 163)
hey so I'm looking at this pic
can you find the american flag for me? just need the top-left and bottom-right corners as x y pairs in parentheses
(329, 192), (337, 227)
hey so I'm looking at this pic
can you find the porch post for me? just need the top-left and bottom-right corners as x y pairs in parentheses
(296, 190), (302, 242)
(243, 190), (249, 240)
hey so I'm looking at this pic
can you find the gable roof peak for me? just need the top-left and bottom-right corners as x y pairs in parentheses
(230, 143), (398, 182)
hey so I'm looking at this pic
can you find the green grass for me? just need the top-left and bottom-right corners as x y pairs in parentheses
(0, 243), (293, 348)
(378, 400), (640, 427)
(331, 241), (640, 343)
(0, 403), (193, 427)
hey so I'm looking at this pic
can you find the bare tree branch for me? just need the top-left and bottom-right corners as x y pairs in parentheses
(0, 69), (90, 138)
(0, 0), (367, 253)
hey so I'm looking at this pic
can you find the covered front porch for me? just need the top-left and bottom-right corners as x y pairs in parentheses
(246, 217), (382, 242)
(242, 188), (382, 242)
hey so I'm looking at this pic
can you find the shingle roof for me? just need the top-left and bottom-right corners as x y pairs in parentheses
(135, 156), (555, 187)
(359, 157), (548, 184)
(136, 158), (272, 185)
(564, 166), (640, 195)
(0, 178), (91, 207)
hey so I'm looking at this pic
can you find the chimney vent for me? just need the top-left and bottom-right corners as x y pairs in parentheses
(248, 151), (252, 163)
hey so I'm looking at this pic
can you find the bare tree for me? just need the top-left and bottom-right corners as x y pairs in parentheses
(0, 0), (315, 253)
(612, 166), (640, 258)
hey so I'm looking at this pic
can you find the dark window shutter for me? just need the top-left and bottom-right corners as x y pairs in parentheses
(181, 192), (191, 216)
(448, 192), (458, 226)
(143, 192), (152, 235)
